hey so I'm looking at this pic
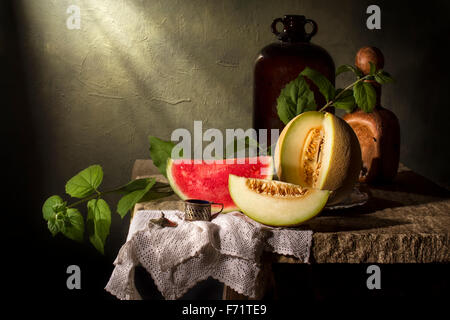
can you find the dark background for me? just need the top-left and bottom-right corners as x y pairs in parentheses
(3, 0), (449, 304)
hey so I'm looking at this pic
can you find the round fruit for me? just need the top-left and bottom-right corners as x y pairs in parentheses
(275, 111), (362, 205)
(355, 46), (384, 75)
(228, 175), (330, 226)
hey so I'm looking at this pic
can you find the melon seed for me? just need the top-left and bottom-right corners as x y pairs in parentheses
(245, 179), (307, 198)
(301, 128), (325, 186)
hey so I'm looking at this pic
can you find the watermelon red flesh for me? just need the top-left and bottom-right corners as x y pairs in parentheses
(167, 157), (273, 212)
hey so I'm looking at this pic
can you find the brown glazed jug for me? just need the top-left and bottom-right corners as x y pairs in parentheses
(343, 47), (400, 184)
(253, 15), (335, 140)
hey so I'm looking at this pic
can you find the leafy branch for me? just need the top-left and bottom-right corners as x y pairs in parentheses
(43, 142), (174, 254)
(277, 63), (394, 124)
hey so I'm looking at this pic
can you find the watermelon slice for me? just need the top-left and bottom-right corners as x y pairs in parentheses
(166, 157), (273, 212)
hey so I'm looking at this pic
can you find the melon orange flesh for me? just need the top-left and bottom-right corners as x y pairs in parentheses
(229, 174), (330, 226)
(167, 156), (273, 212)
(275, 111), (361, 205)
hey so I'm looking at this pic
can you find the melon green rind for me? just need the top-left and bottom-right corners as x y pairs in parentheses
(229, 174), (330, 227)
(321, 113), (362, 204)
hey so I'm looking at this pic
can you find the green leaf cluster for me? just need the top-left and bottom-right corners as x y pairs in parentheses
(277, 67), (336, 125)
(277, 64), (394, 124)
(43, 195), (84, 242)
(42, 164), (172, 254)
(277, 74), (317, 125)
(334, 62), (394, 113)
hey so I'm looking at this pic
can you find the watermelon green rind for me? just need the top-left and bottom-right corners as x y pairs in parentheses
(166, 158), (189, 201)
(166, 157), (274, 213)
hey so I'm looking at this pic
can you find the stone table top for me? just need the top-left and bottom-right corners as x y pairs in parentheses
(131, 160), (450, 264)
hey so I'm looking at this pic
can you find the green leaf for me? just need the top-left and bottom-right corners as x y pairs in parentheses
(116, 178), (155, 194)
(87, 199), (111, 254)
(55, 213), (65, 233)
(336, 64), (363, 78)
(117, 178), (171, 194)
(47, 217), (59, 236)
(375, 70), (394, 84)
(276, 75), (316, 125)
(300, 67), (335, 102)
(296, 93), (316, 115)
(369, 62), (377, 76)
(333, 89), (356, 113)
(42, 195), (64, 221)
(152, 181), (172, 190)
(302, 104), (317, 113)
(61, 208), (84, 242)
(277, 95), (297, 125)
(65, 165), (103, 198)
(117, 178), (156, 218)
(149, 136), (175, 178)
(353, 81), (377, 113)
(139, 190), (174, 202)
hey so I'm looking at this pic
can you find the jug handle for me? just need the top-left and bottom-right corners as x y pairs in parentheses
(271, 18), (284, 36)
(304, 18), (318, 41)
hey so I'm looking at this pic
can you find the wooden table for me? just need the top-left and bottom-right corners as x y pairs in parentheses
(131, 159), (450, 299)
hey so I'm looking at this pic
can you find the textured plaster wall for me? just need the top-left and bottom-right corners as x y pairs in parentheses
(8, 0), (450, 270)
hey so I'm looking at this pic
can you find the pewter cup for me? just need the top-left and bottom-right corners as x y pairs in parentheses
(184, 199), (224, 221)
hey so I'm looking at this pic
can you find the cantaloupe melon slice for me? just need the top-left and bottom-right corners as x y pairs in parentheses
(229, 174), (330, 226)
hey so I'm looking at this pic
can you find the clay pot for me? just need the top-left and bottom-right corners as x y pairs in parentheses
(343, 47), (400, 184)
(343, 105), (400, 183)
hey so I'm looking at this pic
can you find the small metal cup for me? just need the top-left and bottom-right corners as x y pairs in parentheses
(184, 199), (224, 221)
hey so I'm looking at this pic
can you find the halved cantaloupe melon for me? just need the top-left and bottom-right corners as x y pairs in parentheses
(229, 174), (330, 226)
(275, 111), (361, 205)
